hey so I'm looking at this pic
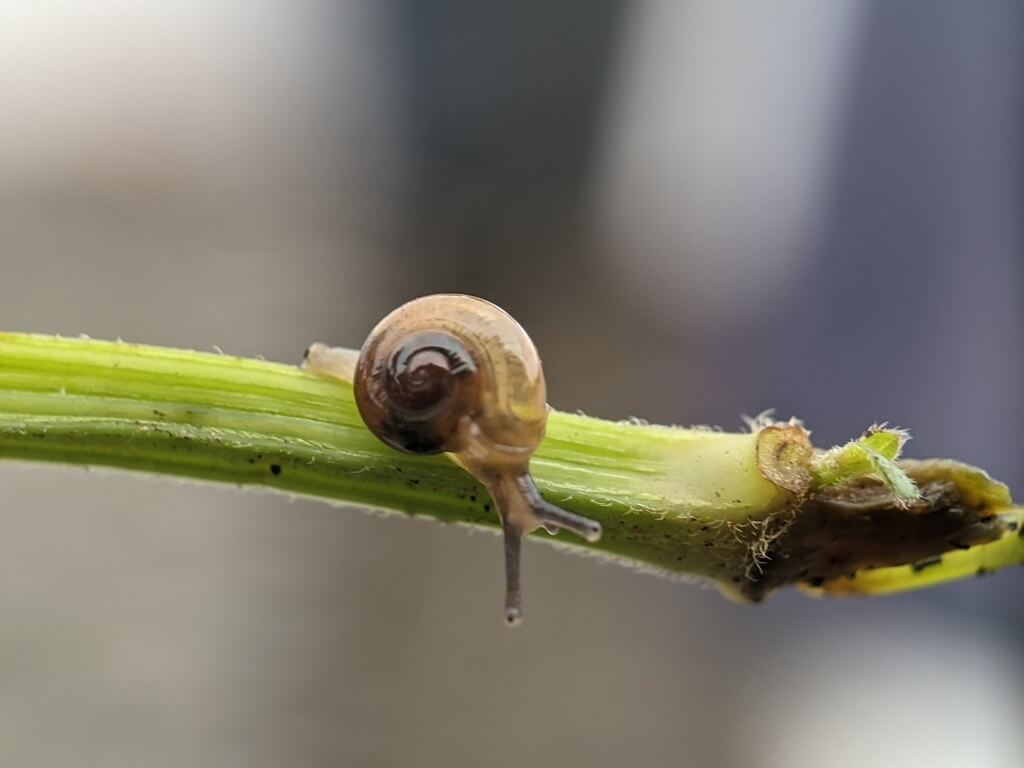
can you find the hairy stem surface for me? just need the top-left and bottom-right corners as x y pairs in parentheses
(0, 332), (1020, 598)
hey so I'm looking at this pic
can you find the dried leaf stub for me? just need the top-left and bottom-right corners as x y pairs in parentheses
(736, 459), (1013, 602)
(756, 424), (813, 496)
(813, 506), (1023, 596)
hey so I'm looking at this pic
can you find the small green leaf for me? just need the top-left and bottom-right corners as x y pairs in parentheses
(811, 425), (920, 505)
(859, 445), (920, 505)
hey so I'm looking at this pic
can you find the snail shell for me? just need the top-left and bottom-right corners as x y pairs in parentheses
(307, 294), (602, 624)
(353, 294), (547, 473)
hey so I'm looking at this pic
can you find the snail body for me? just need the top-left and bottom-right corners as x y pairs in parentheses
(304, 294), (601, 624)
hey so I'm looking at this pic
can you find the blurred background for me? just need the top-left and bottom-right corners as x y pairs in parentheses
(0, 1), (1021, 766)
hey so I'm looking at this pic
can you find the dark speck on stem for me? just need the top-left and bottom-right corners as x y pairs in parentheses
(911, 555), (943, 573)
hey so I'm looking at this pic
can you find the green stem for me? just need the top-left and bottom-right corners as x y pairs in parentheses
(0, 331), (1020, 599)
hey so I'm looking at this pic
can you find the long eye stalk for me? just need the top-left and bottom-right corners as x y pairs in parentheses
(485, 472), (602, 625)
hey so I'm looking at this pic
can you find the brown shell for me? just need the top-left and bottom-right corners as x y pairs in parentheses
(353, 294), (547, 471)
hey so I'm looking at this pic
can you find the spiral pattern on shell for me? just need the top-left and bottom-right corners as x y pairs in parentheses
(353, 294), (548, 464)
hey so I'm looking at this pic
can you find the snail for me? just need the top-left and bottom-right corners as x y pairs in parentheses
(303, 294), (602, 624)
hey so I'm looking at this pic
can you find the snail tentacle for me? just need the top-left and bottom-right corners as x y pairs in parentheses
(501, 517), (525, 626)
(484, 472), (602, 624)
(518, 473), (603, 543)
(302, 342), (359, 383)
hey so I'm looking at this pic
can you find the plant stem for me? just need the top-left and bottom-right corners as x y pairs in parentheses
(0, 331), (1020, 599)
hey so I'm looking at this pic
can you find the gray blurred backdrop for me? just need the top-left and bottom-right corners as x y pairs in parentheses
(0, 2), (1021, 767)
